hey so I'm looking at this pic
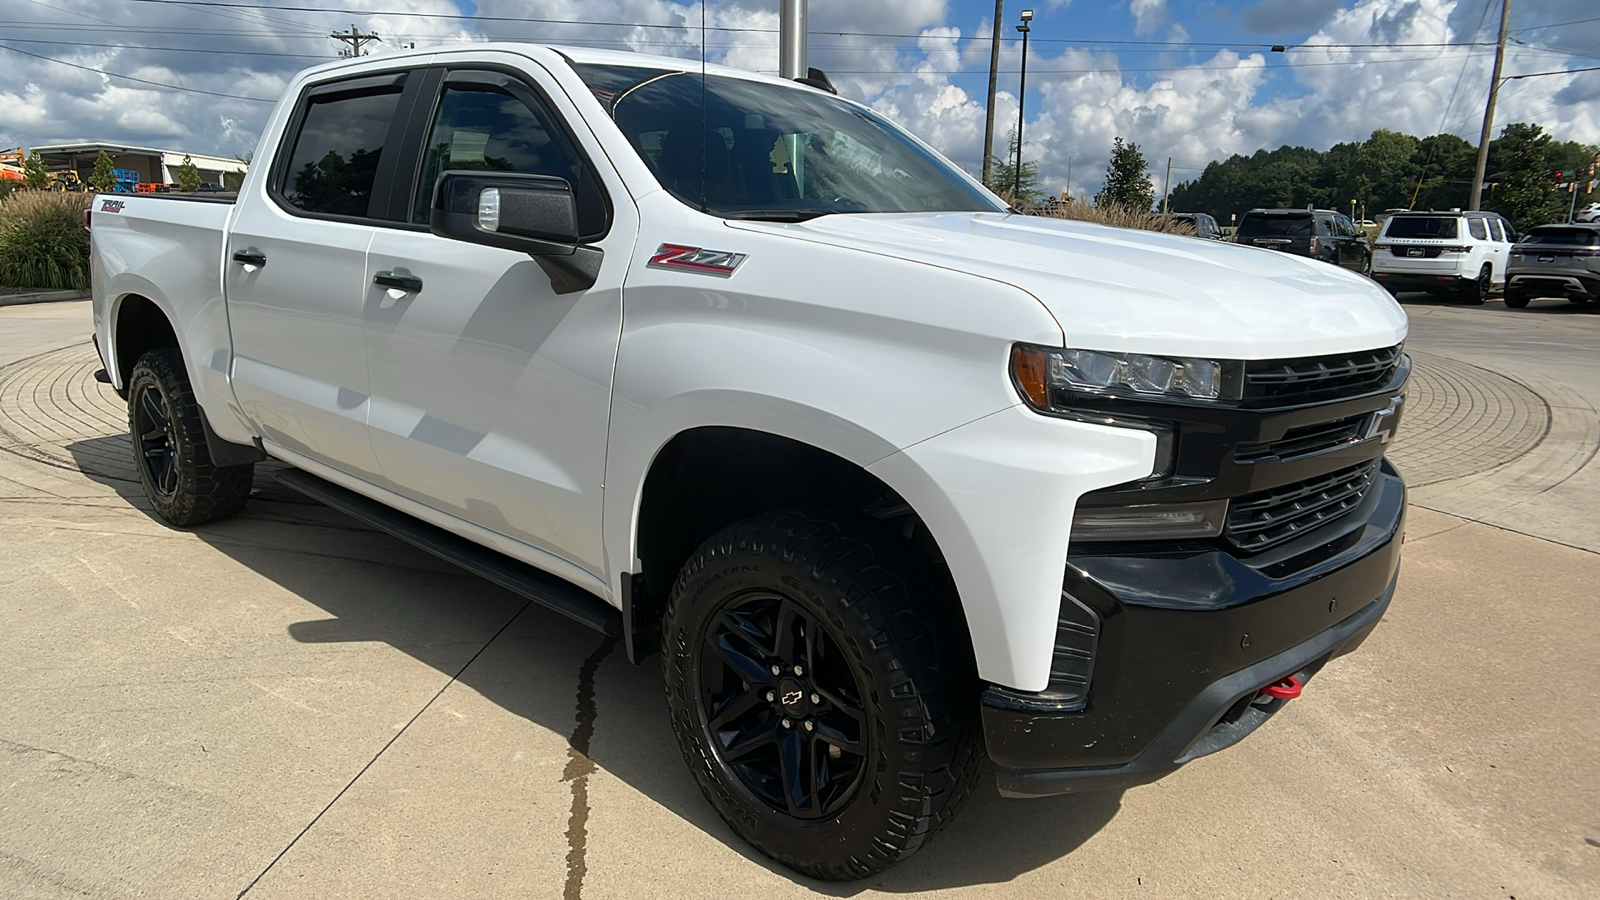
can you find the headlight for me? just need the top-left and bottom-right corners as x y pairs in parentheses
(1012, 345), (1226, 409)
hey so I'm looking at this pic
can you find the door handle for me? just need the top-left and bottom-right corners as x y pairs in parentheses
(373, 271), (423, 293)
(231, 249), (266, 267)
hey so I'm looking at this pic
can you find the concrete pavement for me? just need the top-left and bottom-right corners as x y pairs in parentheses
(1, 299), (1597, 898)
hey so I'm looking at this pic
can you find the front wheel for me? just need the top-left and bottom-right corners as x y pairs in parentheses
(1503, 290), (1531, 309)
(661, 510), (982, 881)
(126, 348), (254, 525)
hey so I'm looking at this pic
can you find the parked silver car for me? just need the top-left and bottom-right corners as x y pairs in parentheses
(1505, 223), (1600, 308)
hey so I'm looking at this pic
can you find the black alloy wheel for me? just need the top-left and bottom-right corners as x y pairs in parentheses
(662, 510), (982, 881)
(697, 591), (868, 820)
(1464, 265), (1491, 305)
(132, 380), (180, 498)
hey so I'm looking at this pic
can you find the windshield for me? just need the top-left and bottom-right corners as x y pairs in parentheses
(1384, 217), (1458, 239)
(572, 64), (1003, 220)
(1237, 214), (1310, 238)
(1520, 226), (1600, 246)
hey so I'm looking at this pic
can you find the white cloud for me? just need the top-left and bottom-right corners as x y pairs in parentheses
(1129, 0), (1168, 37)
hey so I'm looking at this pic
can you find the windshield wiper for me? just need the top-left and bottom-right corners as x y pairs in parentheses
(719, 209), (837, 222)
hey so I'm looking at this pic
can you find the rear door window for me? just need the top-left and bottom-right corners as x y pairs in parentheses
(1385, 216), (1458, 239)
(1237, 215), (1311, 238)
(279, 76), (407, 219)
(1468, 218), (1488, 241)
(1486, 218), (1505, 241)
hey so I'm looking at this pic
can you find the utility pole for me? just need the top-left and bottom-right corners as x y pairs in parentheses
(330, 24), (382, 58)
(1469, 0), (1510, 211)
(981, 1), (1004, 188)
(1162, 156), (1172, 215)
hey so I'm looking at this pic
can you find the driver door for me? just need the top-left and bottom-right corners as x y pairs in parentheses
(362, 63), (635, 583)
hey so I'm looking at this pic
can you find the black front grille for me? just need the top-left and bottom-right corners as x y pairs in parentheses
(1235, 414), (1367, 462)
(1225, 461), (1378, 552)
(1244, 345), (1402, 405)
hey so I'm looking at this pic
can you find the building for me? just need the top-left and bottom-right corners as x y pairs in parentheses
(24, 143), (247, 187)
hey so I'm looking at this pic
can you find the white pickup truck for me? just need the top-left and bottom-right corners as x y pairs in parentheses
(90, 44), (1410, 880)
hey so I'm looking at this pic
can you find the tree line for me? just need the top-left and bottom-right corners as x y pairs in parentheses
(1168, 123), (1598, 230)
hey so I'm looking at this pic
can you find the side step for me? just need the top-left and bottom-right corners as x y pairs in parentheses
(275, 469), (621, 637)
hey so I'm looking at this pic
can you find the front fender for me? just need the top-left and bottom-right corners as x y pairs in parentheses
(868, 405), (1157, 692)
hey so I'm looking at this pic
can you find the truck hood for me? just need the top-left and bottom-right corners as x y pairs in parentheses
(728, 212), (1408, 360)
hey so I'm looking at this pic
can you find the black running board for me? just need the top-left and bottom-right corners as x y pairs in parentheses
(275, 469), (622, 636)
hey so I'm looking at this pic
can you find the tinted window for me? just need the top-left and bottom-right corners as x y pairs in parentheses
(581, 66), (1001, 219)
(1237, 214), (1311, 238)
(413, 75), (605, 236)
(1385, 216), (1458, 239)
(283, 87), (403, 217)
(1486, 217), (1504, 241)
(1468, 217), (1488, 240)
(1335, 214), (1357, 236)
(1521, 226), (1600, 246)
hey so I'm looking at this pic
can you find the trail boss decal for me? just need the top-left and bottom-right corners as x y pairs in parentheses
(647, 243), (748, 277)
(100, 199), (125, 213)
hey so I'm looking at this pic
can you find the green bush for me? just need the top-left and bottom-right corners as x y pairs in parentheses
(0, 191), (93, 290)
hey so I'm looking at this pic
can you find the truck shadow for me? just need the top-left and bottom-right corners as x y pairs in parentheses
(64, 436), (1122, 892)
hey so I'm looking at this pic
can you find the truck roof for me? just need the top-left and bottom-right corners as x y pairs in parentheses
(291, 41), (801, 91)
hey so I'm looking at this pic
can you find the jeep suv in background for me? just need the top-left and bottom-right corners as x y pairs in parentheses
(1505, 223), (1600, 308)
(1233, 208), (1372, 273)
(1371, 210), (1513, 304)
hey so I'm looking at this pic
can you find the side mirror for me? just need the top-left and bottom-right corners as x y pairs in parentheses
(430, 171), (602, 294)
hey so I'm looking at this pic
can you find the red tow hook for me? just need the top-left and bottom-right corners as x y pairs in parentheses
(1260, 675), (1303, 700)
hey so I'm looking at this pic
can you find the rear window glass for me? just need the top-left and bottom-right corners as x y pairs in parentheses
(1521, 227), (1600, 245)
(282, 87), (403, 218)
(1468, 218), (1488, 240)
(1237, 214), (1311, 238)
(1487, 218), (1504, 241)
(1384, 217), (1458, 239)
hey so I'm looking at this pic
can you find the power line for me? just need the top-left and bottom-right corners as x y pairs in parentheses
(0, 36), (330, 59)
(119, 2), (1499, 49)
(0, 42), (276, 101)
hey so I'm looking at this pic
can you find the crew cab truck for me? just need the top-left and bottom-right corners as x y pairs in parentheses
(90, 45), (1409, 881)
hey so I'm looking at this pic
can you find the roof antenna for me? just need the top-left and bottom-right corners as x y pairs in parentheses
(699, 0), (708, 214)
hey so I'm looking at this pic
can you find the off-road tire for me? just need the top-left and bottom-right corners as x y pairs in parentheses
(661, 510), (983, 881)
(126, 348), (253, 526)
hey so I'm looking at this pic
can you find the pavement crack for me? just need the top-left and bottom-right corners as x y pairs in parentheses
(562, 635), (617, 900)
(232, 600), (533, 899)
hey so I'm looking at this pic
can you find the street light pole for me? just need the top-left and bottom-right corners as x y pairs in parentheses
(1014, 9), (1033, 200)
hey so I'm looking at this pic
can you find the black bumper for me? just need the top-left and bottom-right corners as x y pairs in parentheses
(1371, 271), (1470, 290)
(985, 462), (1405, 798)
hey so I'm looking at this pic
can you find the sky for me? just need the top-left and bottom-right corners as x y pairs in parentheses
(1, 0), (1597, 198)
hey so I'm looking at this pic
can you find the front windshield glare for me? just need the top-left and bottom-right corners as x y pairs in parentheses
(579, 67), (1003, 220)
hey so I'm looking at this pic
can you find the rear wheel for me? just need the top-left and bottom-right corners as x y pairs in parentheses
(126, 348), (254, 525)
(661, 510), (981, 881)
(1503, 290), (1531, 309)
(1461, 265), (1490, 305)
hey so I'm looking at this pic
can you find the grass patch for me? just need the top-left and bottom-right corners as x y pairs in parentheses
(0, 191), (93, 290)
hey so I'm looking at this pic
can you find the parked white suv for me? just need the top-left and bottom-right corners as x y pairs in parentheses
(1371, 210), (1515, 304)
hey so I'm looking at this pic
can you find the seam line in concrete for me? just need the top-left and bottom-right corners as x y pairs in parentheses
(1410, 501), (1600, 558)
(232, 599), (534, 899)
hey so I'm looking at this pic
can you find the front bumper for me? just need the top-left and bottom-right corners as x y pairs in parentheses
(984, 461), (1405, 797)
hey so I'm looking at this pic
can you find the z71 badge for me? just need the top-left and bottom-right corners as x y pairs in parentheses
(647, 244), (748, 277)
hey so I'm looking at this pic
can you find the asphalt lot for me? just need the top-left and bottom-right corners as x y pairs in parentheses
(1, 297), (1598, 899)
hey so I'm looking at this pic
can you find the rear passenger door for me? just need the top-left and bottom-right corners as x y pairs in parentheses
(361, 61), (635, 583)
(227, 69), (422, 482)
(1484, 216), (1512, 285)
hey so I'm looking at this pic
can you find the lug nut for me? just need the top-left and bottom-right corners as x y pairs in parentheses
(803, 720), (814, 732)
(766, 691), (775, 702)
(793, 665), (804, 676)
(771, 665), (781, 675)
(781, 718), (792, 729)
(810, 693), (820, 704)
